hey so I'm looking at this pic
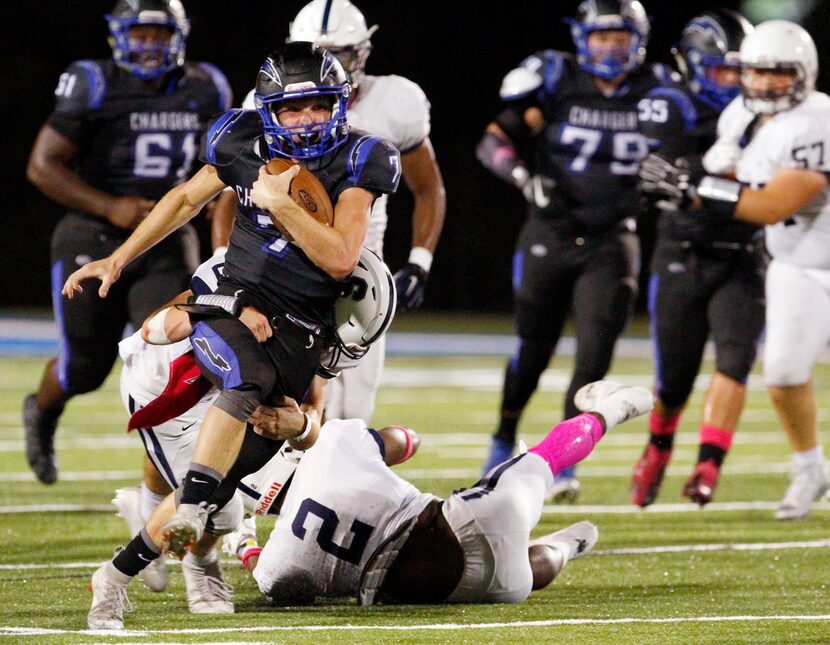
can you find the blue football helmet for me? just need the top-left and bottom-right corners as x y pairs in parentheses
(105, 0), (189, 81)
(253, 42), (351, 160)
(674, 9), (754, 110)
(567, 0), (650, 79)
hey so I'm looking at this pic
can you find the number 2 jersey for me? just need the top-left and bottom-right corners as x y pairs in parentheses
(46, 59), (232, 227)
(200, 109), (401, 324)
(705, 92), (830, 268)
(500, 51), (670, 233)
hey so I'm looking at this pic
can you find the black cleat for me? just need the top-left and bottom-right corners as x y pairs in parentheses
(23, 394), (59, 484)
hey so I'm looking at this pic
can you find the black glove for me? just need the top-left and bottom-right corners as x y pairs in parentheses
(638, 153), (695, 211)
(393, 263), (429, 310)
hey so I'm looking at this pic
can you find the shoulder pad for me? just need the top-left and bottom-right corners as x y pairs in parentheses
(53, 60), (107, 115)
(644, 86), (699, 132)
(196, 62), (233, 112)
(189, 247), (227, 295)
(500, 67), (543, 100)
(201, 109), (260, 167)
(344, 134), (401, 196)
(241, 88), (256, 109)
(503, 50), (568, 99)
(367, 75), (431, 151)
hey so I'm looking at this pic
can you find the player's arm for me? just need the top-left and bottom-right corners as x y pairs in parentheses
(209, 189), (237, 250)
(248, 396), (320, 450)
(62, 164), (227, 298)
(252, 166), (371, 280)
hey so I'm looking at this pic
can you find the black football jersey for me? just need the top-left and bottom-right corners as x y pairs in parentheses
(639, 84), (759, 245)
(503, 51), (670, 233)
(200, 109), (401, 324)
(47, 59), (231, 213)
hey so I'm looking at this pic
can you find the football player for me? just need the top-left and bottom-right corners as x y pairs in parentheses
(64, 43), (401, 564)
(22, 0), (231, 485)
(632, 10), (760, 507)
(476, 0), (670, 500)
(231, 381), (653, 606)
(210, 0), (445, 423)
(639, 21), (830, 519)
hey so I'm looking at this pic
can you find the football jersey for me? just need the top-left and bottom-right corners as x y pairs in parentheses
(504, 51), (669, 232)
(47, 59), (231, 227)
(253, 418), (436, 601)
(242, 74), (428, 255)
(713, 93), (830, 268)
(199, 109), (401, 324)
(639, 84), (759, 245)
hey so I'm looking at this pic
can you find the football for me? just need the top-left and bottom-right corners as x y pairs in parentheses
(264, 158), (334, 242)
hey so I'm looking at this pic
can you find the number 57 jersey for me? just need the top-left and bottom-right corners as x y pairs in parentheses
(253, 419), (436, 602)
(46, 58), (231, 219)
(714, 92), (830, 268)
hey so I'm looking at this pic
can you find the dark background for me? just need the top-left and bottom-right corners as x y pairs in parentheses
(4, 1), (824, 312)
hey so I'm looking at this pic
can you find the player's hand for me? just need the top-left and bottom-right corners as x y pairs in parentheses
(62, 256), (122, 299)
(394, 263), (429, 310)
(520, 174), (556, 209)
(239, 306), (272, 343)
(638, 153), (694, 211)
(104, 196), (155, 230)
(251, 163), (300, 213)
(249, 396), (304, 440)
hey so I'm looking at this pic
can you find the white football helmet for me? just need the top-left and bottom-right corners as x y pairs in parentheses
(739, 20), (818, 114)
(320, 248), (396, 375)
(287, 0), (378, 87)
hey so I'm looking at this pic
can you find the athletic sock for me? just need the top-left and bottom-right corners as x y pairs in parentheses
(528, 413), (604, 475)
(112, 527), (161, 578)
(180, 464), (223, 506)
(697, 424), (734, 468)
(648, 410), (680, 451)
(792, 445), (825, 468)
(139, 483), (166, 523)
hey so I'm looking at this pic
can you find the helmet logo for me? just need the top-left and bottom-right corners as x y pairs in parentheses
(297, 189), (318, 213)
(285, 81), (317, 92)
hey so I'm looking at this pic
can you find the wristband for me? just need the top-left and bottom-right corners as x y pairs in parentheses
(696, 176), (743, 219)
(407, 247), (433, 273)
(145, 308), (171, 345)
(391, 425), (416, 465)
(175, 294), (243, 319)
(292, 412), (313, 443)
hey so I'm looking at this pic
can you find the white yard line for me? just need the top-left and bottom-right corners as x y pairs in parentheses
(2, 614), (830, 637)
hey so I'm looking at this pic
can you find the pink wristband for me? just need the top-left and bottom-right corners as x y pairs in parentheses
(392, 425), (415, 465)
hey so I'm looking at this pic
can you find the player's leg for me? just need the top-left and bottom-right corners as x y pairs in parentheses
(764, 261), (830, 519)
(484, 220), (569, 474)
(562, 231), (639, 500)
(324, 335), (385, 422)
(684, 262), (764, 504)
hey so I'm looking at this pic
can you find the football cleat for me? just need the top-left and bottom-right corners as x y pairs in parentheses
(574, 380), (655, 427)
(182, 557), (234, 614)
(112, 487), (168, 592)
(631, 444), (672, 507)
(22, 394), (59, 484)
(481, 436), (515, 475)
(87, 564), (132, 631)
(682, 459), (721, 506)
(161, 502), (214, 559)
(775, 463), (829, 521)
(530, 520), (599, 562)
(547, 474), (580, 503)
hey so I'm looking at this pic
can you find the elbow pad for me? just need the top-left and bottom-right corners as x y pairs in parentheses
(175, 294), (244, 323)
(476, 131), (528, 187)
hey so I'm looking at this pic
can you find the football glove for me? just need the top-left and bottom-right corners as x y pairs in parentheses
(520, 174), (556, 209)
(394, 263), (429, 310)
(638, 153), (695, 212)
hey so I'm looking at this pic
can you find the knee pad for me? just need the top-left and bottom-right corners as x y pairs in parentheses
(215, 388), (262, 422)
(764, 354), (811, 387)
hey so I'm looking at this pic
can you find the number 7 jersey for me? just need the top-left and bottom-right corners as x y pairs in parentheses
(711, 92), (830, 268)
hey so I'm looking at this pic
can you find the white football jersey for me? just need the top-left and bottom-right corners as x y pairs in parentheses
(242, 74), (430, 255)
(253, 418), (436, 600)
(709, 93), (830, 268)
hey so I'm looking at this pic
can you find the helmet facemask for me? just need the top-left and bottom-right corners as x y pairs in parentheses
(741, 64), (806, 115)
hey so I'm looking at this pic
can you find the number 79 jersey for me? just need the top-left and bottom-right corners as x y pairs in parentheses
(46, 58), (231, 213)
(253, 419), (435, 602)
(717, 92), (830, 268)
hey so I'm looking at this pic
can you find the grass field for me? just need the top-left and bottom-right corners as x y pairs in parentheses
(1, 348), (829, 644)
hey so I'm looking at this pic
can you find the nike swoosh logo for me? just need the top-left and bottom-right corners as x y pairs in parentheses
(182, 421), (197, 432)
(137, 553), (152, 562)
(191, 477), (209, 484)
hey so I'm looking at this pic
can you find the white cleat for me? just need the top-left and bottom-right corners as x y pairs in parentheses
(182, 557), (234, 614)
(87, 565), (132, 631)
(530, 520), (599, 563)
(775, 463), (830, 521)
(547, 477), (580, 503)
(112, 487), (167, 592)
(221, 513), (258, 559)
(161, 502), (213, 559)
(574, 380), (654, 424)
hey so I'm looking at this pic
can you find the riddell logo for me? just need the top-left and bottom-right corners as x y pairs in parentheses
(255, 480), (283, 515)
(297, 189), (317, 212)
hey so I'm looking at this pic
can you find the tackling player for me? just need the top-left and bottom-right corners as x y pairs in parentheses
(639, 20), (830, 519)
(23, 0), (231, 485)
(632, 10), (760, 507)
(64, 43), (401, 560)
(476, 0), (670, 500)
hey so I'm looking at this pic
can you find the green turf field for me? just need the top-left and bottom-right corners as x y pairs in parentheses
(1, 352), (829, 644)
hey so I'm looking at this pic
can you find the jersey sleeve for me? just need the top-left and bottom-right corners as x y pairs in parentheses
(337, 135), (401, 200)
(702, 97), (753, 175)
(189, 247), (227, 295)
(46, 60), (107, 143)
(779, 112), (830, 173)
(198, 108), (254, 168)
(378, 76), (431, 154)
(638, 86), (700, 159)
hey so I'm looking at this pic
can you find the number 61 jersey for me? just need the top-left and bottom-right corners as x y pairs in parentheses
(711, 92), (830, 268)
(47, 58), (231, 219)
